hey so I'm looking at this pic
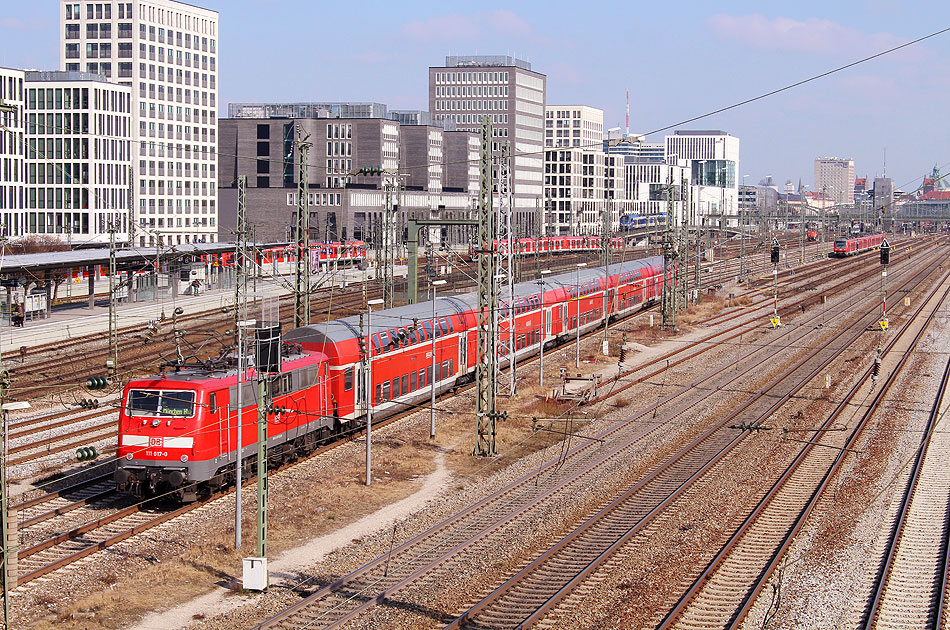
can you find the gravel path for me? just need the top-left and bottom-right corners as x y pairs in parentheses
(129, 451), (452, 630)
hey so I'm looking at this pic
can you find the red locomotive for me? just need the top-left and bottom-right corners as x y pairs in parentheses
(832, 233), (886, 257)
(115, 256), (664, 501)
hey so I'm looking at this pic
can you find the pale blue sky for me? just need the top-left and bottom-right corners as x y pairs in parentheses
(2, 0), (947, 191)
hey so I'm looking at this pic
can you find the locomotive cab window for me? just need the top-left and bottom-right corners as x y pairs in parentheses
(128, 389), (196, 418)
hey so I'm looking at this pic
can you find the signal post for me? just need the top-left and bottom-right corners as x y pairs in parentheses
(879, 239), (890, 331)
(770, 238), (781, 328)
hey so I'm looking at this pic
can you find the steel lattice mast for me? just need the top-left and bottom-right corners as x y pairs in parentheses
(294, 132), (312, 328)
(475, 118), (498, 456)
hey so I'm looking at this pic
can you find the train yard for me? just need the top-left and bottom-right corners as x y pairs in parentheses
(0, 231), (947, 630)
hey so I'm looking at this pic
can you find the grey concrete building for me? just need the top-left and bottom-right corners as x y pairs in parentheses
(429, 55), (545, 234)
(228, 102), (387, 120)
(218, 117), (478, 246)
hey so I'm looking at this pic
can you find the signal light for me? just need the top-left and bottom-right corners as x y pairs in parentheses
(76, 446), (98, 461)
(86, 376), (109, 390)
(880, 239), (890, 266)
(771, 242), (780, 265)
(356, 165), (384, 176)
(78, 398), (100, 409)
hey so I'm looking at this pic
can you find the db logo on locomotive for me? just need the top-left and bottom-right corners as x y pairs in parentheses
(148, 436), (164, 447)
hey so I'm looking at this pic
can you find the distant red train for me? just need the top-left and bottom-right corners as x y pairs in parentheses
(469, 236), (626, 260)
(115, 256), (664, 501)
(832, 233), (886, 257)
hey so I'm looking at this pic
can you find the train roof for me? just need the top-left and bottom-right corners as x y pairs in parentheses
(284, 256), (663, 346)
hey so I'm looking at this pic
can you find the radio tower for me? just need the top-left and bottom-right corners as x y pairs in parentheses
(625, 89), (630, 138)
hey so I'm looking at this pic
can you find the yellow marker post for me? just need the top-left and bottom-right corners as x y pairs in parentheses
(879, 319), (889, 331)
(770, 316), (782, 328)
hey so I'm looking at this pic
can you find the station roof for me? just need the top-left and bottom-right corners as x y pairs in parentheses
(0, 241), (284, 277)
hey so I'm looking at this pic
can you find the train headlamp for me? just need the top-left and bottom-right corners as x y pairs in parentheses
(151, 419), (160, 427)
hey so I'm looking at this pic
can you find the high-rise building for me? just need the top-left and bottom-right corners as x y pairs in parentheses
(24, 71), (132, 244)
(665, 130), (740, 221)
(544, 105), (602, 149)
(814, 157), (855, 206)
(541, 105), (627, 235)
(429, 55), (545, 233)
(61, 0), (219, 246)
(0, 67), (25, 238)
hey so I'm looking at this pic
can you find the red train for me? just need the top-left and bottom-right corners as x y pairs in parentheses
(832, 233), (886, 257)
(469, 236), (626, 260)
(115, 256), (664, 500)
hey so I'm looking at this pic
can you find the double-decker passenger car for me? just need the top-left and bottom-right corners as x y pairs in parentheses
(116, 256), (664, 501)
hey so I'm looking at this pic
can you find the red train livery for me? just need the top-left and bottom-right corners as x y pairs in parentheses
(832, 233), (886, 257)
(116, 256), (664, 500)
(470, 236), (626, 260)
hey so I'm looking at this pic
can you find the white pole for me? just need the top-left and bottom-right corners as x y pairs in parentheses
(538, 270), (550, 389)
(365, 299), (383, 485)
(366, 304), (373, 486)
(430, 280), (446, 439)
(575, 263), (587, 368)
(234, 318), (255, 551)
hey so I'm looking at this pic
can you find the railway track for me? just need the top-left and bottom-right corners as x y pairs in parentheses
(0, 240), (925, 599)
(253, 241), (943, 629)
(446, 256), (945, 630)
(858, 327), (950, 628)
(655, 267), (950, 630)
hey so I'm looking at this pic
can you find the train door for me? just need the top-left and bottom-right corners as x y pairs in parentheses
(459, 335), (468, 372)
(210, 389), (228, 456)
(544, 307), (551, 337)
(355, 364), (365, 416)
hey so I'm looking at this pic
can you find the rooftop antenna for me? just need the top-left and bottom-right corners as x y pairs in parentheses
(626, 90), (630, 137)
(883, 148), (886, 177)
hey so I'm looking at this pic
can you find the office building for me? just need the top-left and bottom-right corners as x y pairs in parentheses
(229, 102), (387, 120)
(814, 157), (855, 206)
(0, 68), (25, 238)
(217, 117), (478, 244)
(541, 105), (627, 235)
(429, 55), (545, 232)
(665, 130), (740, 221)
(61, 0), (219, 246)
(624, 160), (690, 224)
(24, 71), (132, 244)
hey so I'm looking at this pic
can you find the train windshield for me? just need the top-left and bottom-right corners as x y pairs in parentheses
(833, 239), (848, 248)
(128, 389), (196, 417)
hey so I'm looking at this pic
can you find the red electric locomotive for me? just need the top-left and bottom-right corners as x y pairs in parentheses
(115, 256), (664, 500)
(832, 233), (886, 257)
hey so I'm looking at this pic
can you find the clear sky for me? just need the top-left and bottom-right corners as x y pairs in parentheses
(2, 0), (947, 193)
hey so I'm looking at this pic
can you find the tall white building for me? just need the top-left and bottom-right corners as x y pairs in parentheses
(544, 105), (603, 149)
(429, 56), (545, 233)
(24, 71), (131, 244)
(542, 105), (627, 236)
(0, 68), (25, 238)
(665, 130), (740, 222)
(61, 0), (219, 246)
(814, 157), (855, 206)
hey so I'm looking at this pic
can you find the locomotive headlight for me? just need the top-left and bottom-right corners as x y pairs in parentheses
(151, 419), (160, 427)
(180, 455), (188, 462)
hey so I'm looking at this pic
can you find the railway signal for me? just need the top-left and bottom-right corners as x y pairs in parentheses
(86, 376), (109, 390)
(880, 239), (890, 331)
(75, 446), (98, 461)
(770, 238), (781, 328)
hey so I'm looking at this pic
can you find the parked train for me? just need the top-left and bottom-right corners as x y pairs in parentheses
(212, 240), (368, 268)
(468, 236), (626, 260)
(832, 233), (886, 257)
(114, 256), (665, 500)
(619, 213), (668, 230)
